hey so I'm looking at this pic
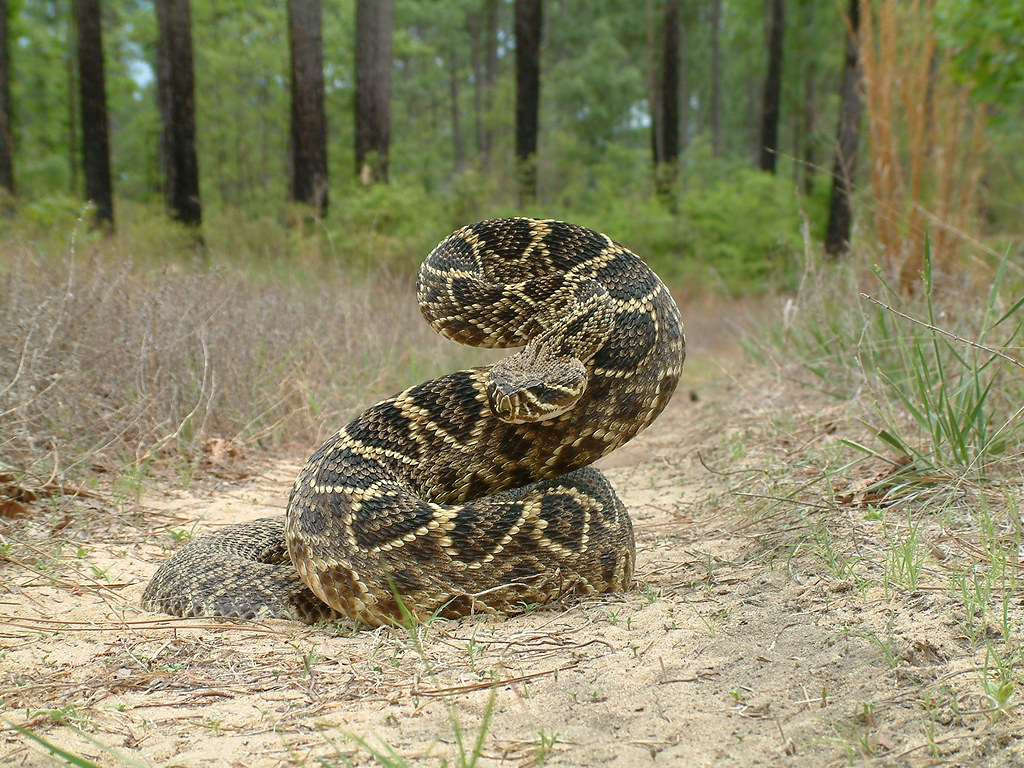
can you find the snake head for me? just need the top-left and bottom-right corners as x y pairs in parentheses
(486, 344), (587, 424)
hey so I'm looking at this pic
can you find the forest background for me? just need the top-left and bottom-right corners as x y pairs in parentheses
(0, 0), (1022, 492)
(3, 0), (1020, 292)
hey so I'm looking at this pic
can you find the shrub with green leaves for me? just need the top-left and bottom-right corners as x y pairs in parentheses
(677, 168), (804, 293)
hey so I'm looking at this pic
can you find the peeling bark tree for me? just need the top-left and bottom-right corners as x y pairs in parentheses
(825, 0), (862, 257)
(758, 0), (785, 173)
(0, 0), (14, 203)
(355, 0), (392, 186)
(73, 0), (113, 228)
(156, 0), (201, 226)
(514, 0), (542, 202)
(288, 0), (328, 212)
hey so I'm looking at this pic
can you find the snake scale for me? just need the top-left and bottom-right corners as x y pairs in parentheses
(143, 218), (685, 626)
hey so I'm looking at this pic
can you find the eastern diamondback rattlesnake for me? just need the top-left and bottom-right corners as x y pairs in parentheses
(143, 218), (685, 625)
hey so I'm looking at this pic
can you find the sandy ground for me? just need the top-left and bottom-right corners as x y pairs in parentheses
(3, 321), (1023, 767)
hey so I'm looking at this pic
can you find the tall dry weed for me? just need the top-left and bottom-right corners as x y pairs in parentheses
(858, 0), (985, 292)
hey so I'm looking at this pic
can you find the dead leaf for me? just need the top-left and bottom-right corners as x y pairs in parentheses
(0, 471), (38, 504)
(1, 470), (102, 504)
(0, 498), (30, 519)
(835, 456), (913, 507)
(201, 437), (250, 479)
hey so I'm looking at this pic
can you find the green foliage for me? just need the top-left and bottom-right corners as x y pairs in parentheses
(336, 182), (458, 271)
(9, 1), (76, 198)
(105, 1), (161, 200)
(5, 0), (839, 253)
(676, 166), (803, 292)
(932, 2), (1024, 227)
(544, 2), (647, 157)
(936, 0), (1024, 107)
(5, 194), (84, 237)
(6, 0), (1020, 291)
(192, 1), (291, 207)
(526, 150), (806, 294)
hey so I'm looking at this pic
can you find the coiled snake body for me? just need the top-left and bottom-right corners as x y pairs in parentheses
(143, 219), (685, 625)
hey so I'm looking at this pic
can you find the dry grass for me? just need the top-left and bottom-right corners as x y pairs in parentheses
(0, 228), (482, 490)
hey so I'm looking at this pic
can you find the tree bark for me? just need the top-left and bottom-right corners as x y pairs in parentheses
(825, 0), (862, 257)
(0, 0), (14, 203)
(647, 5), (659, 165)
(288, 0), (328, 211)
(801, 60), (816, 195)
(759, 0), (785, 173)
(514, 0), (542, 203)
(709, 0), (722, 157)
(355, 0), (392, 186)
(156, 0), (201, 226)
(73, 0), (113, 228)
(652, 0), (681, 197)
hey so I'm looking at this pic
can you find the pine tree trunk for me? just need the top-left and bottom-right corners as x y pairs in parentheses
(288, 0), (328, 211)
(759, 0), (785, 173)
(802, 60), (816, 195)
(647, 5), (660, 164)
(514, 0), (542, 203)
(710, 0), (723, 157)
(156, 0), (201, 226)
(0, 0), (14, 204)
(355, 0), (392, 186)
(652, 0), (681, 198)
(825, 0), (862, 257)
(73, 0), (113, 228)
